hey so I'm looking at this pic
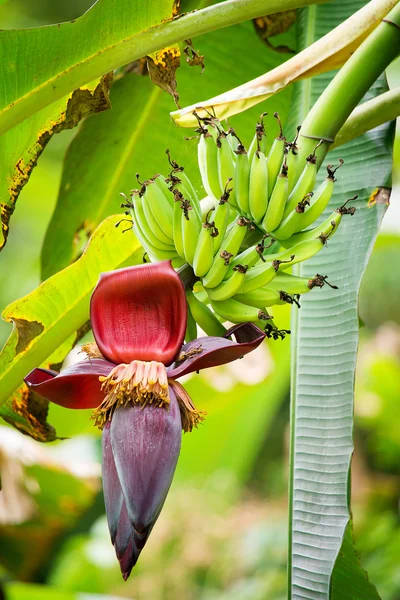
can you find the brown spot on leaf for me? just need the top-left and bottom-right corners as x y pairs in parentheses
(368, 187), (391, 207)
(13, 318), (44, 355)
(4, 385), (57, 443)
(1, 72), (113, 251)
(147, 46), (181, 106)
(253, 11), (296, 53)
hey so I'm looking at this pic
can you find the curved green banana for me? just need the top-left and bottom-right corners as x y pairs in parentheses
(277, 197), (357, 248)
(143, 180), (174, 239)
(153, 174), (174, 207)
(223, 242), (264, 279)
(193, 214), (216, 277)
(217, 130), (236, 204)
(267, 112), (286, 196)
(266, 271), (329, 294)
(202, 218), (249, 289)
(234, 287), (282, 308)
(182, 200), (201, 265)
(206, 265), (248, 301)
(210, 297), (272, 324)
(237, 263), (278, 294)
(283, 140), (325, 219)
(186, 290), (227, 337)
(212, 191), (231, 254)
(286, 126), (301, 193)
(142, 192), (174, 245)
(199, 127), (222, 200)
(133, 194), (175, 251)
(295, 161), (343, 230)
(185, 302), (198, 342)
(262, 161), (289, 233)
(131, 204), (178, 262)
(173, 195), (185, 258)
(249, 151), (269, 224)
(234, 145), (250, 216)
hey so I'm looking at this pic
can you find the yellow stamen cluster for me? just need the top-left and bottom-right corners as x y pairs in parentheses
(169, 380), (206, 433)
(92, 360), (169, 429)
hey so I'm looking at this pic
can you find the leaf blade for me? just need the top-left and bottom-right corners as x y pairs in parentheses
(0, 215), (141, 431)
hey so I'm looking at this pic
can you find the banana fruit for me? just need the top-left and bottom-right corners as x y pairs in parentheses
(119, 111), (356, 335)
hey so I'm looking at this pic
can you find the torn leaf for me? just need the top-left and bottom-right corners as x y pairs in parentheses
(0, 73), (113, 251)
(147, 46), (181, 106)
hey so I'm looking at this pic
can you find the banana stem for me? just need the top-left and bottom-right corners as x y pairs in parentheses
(332, 87), (400, 148)
(298, 3), (400, 167)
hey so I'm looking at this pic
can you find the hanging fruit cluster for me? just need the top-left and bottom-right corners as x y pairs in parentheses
(120, 111), (356, 339)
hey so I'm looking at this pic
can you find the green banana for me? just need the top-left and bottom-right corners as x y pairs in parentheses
(143, 179), (174, 239)
(172, 191), (186, 259)
(217, 129), (236, 204)
(130, 204), (178, 262)
(273, 160), (343, 240)
(193, 210), (217, 277)
(271, 191), (314, 240)
(283, 140), (324, 218)
(249, 151), (269, 224)
(262, 160), (289, 233)
(185, 303), (198, 342)
(202, 217), (249, 288)
(153, 174), (174, 207)
(234, 144), (250, 216)
(186, 290), (227, 336)
(207, 265), (248, 301)
(293, 160), (343, 230)
(277, 197), (356, 248)
(165, 149), (202, 222)
(210, 297), (272, 324)
(132, 193), (175, 251)
(263, 238), (325, 270)
(248, 112), (268, 164)
(198, 126), (222, 200)
(212, 186), (231, 254)
(237, 263), (278, 294)
(286, 126), (301, 193)
(234, 287), (282, 308)
(238, 236), (330, 294)
(181, 199), (201, 265)
(266, 271), (332, 294)
(142, 190), (174, 245)
(267, 112), (286, 196)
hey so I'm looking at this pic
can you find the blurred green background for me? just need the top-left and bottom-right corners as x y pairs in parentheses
(0, 1), (399, 599)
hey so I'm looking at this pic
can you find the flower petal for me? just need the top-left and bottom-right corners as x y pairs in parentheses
(102, 422), (124, 545)
(90, 262), (187, 366)
(109, 386), (182, 548)
(167, 323), (266, 379)
(24, 359), (115, 409)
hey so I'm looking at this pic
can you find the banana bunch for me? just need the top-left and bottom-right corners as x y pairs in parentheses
(120, 112), (356, 341)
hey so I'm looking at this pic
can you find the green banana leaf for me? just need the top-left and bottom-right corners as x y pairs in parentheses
(287, 2), (394, 599)
(41, 21), (294, 278)
(0, 215), (141, 439)
(0, 0), (324, 252)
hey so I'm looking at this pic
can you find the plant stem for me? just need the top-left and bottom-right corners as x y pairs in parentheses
(332, 87), (400, 148)
(298, 3), (400, 167)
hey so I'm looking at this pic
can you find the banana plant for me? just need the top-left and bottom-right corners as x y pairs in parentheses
(0, 0), (399, 595)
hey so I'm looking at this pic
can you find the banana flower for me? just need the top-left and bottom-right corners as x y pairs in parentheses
(24, 261), (265, 579)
